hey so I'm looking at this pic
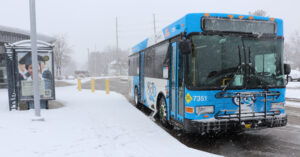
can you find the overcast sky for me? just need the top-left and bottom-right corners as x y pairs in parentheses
(0, 0), (299, 68)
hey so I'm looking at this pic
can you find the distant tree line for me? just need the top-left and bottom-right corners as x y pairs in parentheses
(53, 34), (129, 78)
(88, 47), (129, 76)
(284, 32), (300, 69)
(248, 9), (268, 17)
(53, 35), (76, 78)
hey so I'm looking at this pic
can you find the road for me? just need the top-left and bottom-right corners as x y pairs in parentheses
(82, 78), (300, 157)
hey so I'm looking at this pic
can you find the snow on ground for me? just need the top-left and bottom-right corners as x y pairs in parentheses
(286, 82), (300, 108)
(0, 86), (219, 157)
(286, 101), (300, 108)
(57, 76), (128, 85)
(286, 88), (300, 99)
(56, 77), (91, 84)
(286, 82), (300, 89)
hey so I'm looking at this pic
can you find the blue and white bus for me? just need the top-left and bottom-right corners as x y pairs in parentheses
(128, 13), (291, 133)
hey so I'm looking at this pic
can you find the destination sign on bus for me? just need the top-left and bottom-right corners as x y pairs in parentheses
(202, 17), (277, 34)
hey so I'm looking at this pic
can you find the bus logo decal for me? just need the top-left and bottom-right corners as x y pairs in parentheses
(186, 93), (193, 104)
(165, 28), (170, 38)
(233, 95), (256, 106)
(147, 81), (157, 102)
(233, 95), (256, 112)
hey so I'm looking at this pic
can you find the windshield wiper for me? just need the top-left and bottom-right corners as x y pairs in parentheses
(221, 45), (244, 93)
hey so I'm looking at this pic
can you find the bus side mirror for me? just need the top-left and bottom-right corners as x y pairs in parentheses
(284, 64), (291, 75)
(179, 39), (192, 55)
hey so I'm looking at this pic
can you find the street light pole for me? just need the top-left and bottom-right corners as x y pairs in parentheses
(87, 48), (90, 72)
(116, 16), (121, 75)
(29, 0), (43, 121)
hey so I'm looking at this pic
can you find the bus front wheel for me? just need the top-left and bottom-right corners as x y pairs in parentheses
(134, 87), (139, 107)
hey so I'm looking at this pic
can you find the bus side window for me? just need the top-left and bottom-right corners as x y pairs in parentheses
(163, 45), (170, 67)
(154, 42), (169, 78)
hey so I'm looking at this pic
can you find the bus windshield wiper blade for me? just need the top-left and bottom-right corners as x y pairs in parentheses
(221, 45), (244, 93)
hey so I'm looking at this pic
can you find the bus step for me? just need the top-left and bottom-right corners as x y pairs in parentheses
(149, 110), (157, 121)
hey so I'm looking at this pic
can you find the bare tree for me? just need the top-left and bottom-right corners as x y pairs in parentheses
(87, 46), (129, 76)
(285, 31), (300, 69)
(53, 35), (72, 77)
(248, 10), (300, 70)
(62, 58), (77, 76)
(248, 9), (268, 17)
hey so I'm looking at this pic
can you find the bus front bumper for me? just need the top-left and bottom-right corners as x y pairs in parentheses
(183, 114), (287, 134)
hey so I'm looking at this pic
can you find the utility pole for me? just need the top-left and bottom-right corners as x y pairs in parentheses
(153, 14), (157, 43)
(116, 16), (121, 75)
(94, 45), (97, 76)
(29, 0), (43, 121)
(116, 17), (119, 54)
(94, 52), (97, 76)
(87, 48), (90, 72)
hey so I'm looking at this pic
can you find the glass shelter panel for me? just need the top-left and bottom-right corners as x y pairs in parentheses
(17, 51), (54, 100)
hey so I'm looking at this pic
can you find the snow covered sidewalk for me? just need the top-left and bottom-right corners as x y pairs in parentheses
(286, 82), (300, 108)
(0, 87), (219, 157)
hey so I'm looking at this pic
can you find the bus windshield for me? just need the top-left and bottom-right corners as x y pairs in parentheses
(186, 35), (285, 89)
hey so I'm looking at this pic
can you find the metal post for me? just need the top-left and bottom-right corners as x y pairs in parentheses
(264, 93), (267, 118)
(105, 79), (110, 94)
(91, 78), (95, 93)
(29, 0), (43, 121)
(116, 16), (121, 75)
(78, 78), (82, 91)
(87, 48), (90, 73)
(94, 52), (97, 76)
(153, 14), (157, 43)
(238, 94), (241, 123)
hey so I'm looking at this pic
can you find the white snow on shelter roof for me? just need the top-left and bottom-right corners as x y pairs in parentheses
(0, 25), (55, 43)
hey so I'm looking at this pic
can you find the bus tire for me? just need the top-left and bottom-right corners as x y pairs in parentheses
(158, 96), (169, 127)
(134, 87), (139, 107)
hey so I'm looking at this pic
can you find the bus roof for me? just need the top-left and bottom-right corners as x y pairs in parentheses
(132, 13), (283, 54)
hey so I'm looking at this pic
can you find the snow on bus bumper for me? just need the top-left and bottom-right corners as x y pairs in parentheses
(183, 114), (287, 134)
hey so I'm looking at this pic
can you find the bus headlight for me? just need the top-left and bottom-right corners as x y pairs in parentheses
(271, 102), (285, 109)
(196, 106), (214, 115)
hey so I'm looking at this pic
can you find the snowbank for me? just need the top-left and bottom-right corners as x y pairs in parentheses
(286, 101), (300, 108)
(285, 82), (300, 108)
(286, 89), (300, 100)
(286, 82), (300, 89)
(286, 88), (300, 108)
(57, 76), (128, 85)
(0, 87), (219, 157)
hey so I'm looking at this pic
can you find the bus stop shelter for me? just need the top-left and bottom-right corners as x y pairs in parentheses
(5, 40), (55, 110)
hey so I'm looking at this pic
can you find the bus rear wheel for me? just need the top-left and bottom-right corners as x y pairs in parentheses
(158, 96), (169, 127)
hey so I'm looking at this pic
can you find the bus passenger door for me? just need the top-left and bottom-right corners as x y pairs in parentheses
(139, 52), (145, 103)
(170, 42), (184, 122)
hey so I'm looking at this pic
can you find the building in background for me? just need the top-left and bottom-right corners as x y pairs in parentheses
(0, 25), (55, 87)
